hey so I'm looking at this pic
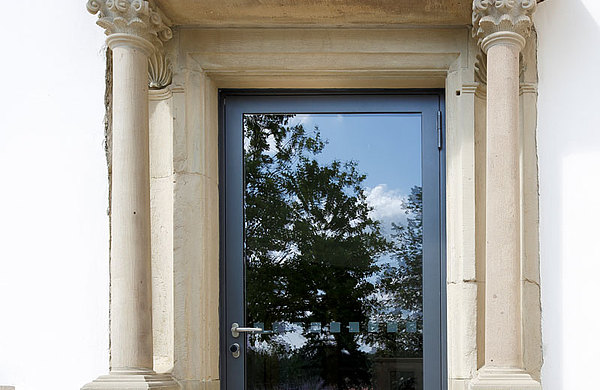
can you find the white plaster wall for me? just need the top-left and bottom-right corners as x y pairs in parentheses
(0, 1), (109, 389)
(535, 1), (600, 388)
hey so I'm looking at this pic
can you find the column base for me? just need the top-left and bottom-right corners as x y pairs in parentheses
(82, 370), (180, 390)
(469, 367), (541, 390)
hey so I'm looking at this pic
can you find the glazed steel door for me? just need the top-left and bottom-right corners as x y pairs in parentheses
(220, 92), (445, 390)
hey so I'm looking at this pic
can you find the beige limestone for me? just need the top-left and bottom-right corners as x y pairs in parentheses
(85, 1), (179, 388)
(445, 66), (480, 386)
(160, 23), (540, 389)
(470, 0), (541, 388)
(83, 36), (178, 390)
(155, 0), (471, 27)
(167, 26), (490, 390)
(484, 37), (523, 369)
(109, 38), (154, 372)
(520, 36), (543, 381)
(149, 89), (175, 374)
(84, 1), (544, 388)
(172, 70), (221, 390)
(473, 84), (487, 372)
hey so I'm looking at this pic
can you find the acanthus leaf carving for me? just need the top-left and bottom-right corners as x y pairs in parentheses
(87, 0), (172, 50)
(88, 0), (173, 89)
(472, 0), (536, 48)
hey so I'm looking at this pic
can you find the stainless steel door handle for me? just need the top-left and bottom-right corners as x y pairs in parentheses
(231, 322), (263, 338)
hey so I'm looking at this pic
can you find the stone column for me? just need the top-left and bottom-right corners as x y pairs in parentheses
(470, 1), (540, 389)
(84, 1), (178, 389)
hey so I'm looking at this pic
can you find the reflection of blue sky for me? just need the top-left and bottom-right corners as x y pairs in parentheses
(292, 114), (421, 191)
(290, 114), (422, 235)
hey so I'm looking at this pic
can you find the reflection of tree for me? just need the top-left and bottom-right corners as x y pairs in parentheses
(372, 186), (423, 358)
(243, 114), (423, 389)
(245, 114), (388, 389)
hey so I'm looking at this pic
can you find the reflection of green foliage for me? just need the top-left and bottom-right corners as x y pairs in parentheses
(395, 376), (417, 390)
(373, 186), (423, 357)
(243, 114), (423, 388)
(244, 114), (388, 388)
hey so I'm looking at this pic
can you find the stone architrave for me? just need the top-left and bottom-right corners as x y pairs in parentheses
(470, 1), (541, 389)
(83, 1), (178, 389)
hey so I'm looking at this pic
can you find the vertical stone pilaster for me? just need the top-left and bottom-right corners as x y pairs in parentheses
(149, 88), (175, 374)
(83, 1), (178, 389)
(470, 1), (541, 389)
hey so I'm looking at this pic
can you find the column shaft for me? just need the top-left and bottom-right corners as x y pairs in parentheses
(110, 44), (153, 371)
(85, 1), (179, 387)
(484, 42), (521, 368)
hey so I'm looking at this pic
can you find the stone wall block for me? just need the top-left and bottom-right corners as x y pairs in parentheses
(173, 172), (219, 382)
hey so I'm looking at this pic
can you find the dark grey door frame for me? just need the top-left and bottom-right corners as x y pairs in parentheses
(219, 90), (447, 390)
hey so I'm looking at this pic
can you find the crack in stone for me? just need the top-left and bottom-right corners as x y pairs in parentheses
(524, 278), (540, 288)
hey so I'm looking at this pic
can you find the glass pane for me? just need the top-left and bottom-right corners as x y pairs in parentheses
(244, 113), (423, 390)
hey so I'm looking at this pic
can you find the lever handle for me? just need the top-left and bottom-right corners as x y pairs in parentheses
(231, 322), (263, 338)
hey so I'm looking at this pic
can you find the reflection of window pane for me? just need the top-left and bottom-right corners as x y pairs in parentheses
(244, 114), (423, 390)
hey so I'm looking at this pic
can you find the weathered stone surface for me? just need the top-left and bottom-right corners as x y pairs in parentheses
(87, 0), (173, 89)
(87, 0), (172, 47)
(472, 0), (537, 49)
(470, 1), (541, 389)
(82, 1), (543, 388)
(83, 2), (179, 389)
(155, 0), (471, 27)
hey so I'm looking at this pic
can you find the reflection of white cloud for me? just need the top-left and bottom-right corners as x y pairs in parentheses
(366, 184), (406, 221)
(293, 114), (343, 128)
(365, 184), (408, 235)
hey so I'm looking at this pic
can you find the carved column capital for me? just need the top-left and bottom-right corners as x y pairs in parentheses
(87, 0), (173, 89)
(472, 0), (536, 52)
(87, 0), (172, 50)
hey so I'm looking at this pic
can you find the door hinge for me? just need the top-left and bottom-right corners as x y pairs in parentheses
(437, 110), (443, 150)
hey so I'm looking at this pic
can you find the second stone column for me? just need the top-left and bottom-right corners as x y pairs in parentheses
(470, 1), (541, 389)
